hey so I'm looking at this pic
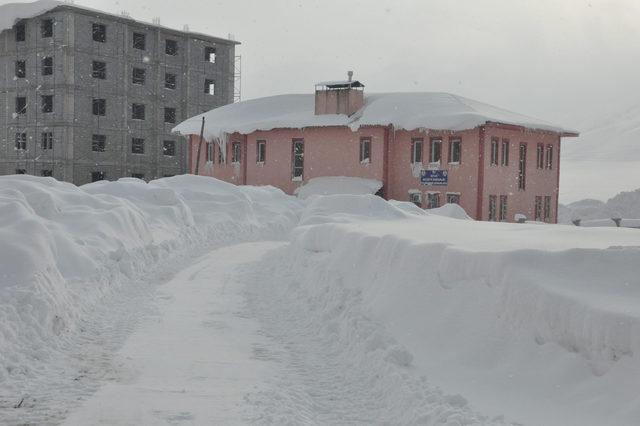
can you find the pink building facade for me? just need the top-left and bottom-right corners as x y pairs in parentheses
(179, 81), (577, 223)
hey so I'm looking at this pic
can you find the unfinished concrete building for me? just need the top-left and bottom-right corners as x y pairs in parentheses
(0, 2), (239, 184)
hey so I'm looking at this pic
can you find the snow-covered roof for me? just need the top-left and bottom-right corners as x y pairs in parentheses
(315, 80), (365, 88)
(0, 0), (238, 45)
(173, 92), (579, 141)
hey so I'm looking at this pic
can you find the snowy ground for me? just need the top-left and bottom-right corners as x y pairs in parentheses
(2, 176), (640, 425)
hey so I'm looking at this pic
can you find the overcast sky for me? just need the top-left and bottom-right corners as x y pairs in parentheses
(9, 0), (640, 129)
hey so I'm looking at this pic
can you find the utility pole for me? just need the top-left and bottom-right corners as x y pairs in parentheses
(194, 116), (205, 175)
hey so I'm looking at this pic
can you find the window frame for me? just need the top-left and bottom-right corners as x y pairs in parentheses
(449, 138), (461, 164)
(409, 192), (422, 207)
(292, 139), (304, 180)
(131, 103), (146, 120)
(256, 140), (266, 163)
(206, 142), (214, 163)
(15, 132), (27, 150)
(165, 39), (178, 55)
(42, 56), (53, 76)
(164, 107), (176, 124)
(41, 131), (53, 150)
(92, 23), (106, 43)
(131, 137), (145, 154)
(15, 60), (26, 79)
(446, 193), (460, 204)
(536, 143), (544, 169)
(518, 143), (527, 191)
(499, 195), (508, 221)
(164, 73), (177, 90)
(91, 171), (106, 182)
(132, 67), (146, 85)
(545, 144), (553, 170)
(231, 141), (241, 164)
(15, 96), (27, 115)
(41, 19), (53, 38)
(204, 46), (216, 63)
(501, 139), (509, 166)
(92, 134), (106, 152)
(490, 138), (499, 166)
(41, 95), (53, 113)
(427, 192), (441, 209)
(411, 138), (423, 164)
(488, 195), (497, 221)
(92, 61), (106, 79)
(132, 32), (146, 50)
(92, 98), (106, 116)
(204, 79), (215, 95)
(163, 140), (176, 157)
(429, 138), (442, 163)
(40, 169), (53, 177)
(359, 137), (371, 163)
(15, 23), (25, 42)
(543, 195), (552, 222)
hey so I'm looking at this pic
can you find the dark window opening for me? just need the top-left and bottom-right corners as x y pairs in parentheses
(535, 196), (543, 221)
(411, 139), (423, 163)
(15, 23), (25, 42)
(165, 39), (178, 55)
(449, 138), (461, 163)
(41, 169), (53, 177)
(490, 138), (499, 165)
(92, 61), (106, 79)
(164, 107), (176, 123)
(499, 195), (508, 221)
(132, 67), (145, 85)
(92, 134), (106, 152)
(16, 169), (27, 175)
(409, 192), (422, 207)
(292, 139), (304, 179)
(204, 46), (216, 62)
(131, 173), (145, 180)
(41, 95), (53, 113)
(536, 143), (544, 169)
(163, 140), (176, 156)
(231, 141), (241, 163)
(131, 137), (145, 154)
(132, 32), (146, 50)
(15, 132), (27, 150)
(206, 142), (214, 162)
(42, 56), (53, 76)
(41, 19), (53, 38)
(545, 144), (553, 170)
(257, 140), (266, 163)
(544, 195), (552, 222)
(218, 142), (225, 163)
(92, 23), (106, 42)
(446, 193), (460, 204)
(15, 60), (26, 78)
(92, 98), (106, 116)
(488, 195), (497, 221)
(91, 171), (106, 182)
(518, 143), (527, 190)
(501, 139), (509, 166)
(427, 193), (440, 209)
(204, 79), (215, 95)
(131, 103), (145, 120)
(360, 138), (371, 163)
(15, 97), (27, 115)
(165, 73), (176, 89)
(41, 132), (53, 149)
(430, 139), (442, 163)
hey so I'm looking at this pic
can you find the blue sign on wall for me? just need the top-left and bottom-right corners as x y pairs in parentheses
(420, 170), (448, 185)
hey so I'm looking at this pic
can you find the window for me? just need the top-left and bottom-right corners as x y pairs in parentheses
(205, 46), (216, 62)
(257, 140), (266, 163)
(132, 67), (146, 85)
(165, 39), (178, 55)
(15, 132), (27, 150)
(518, 143), (527, 190)
(92, 134), (106, 152)
(206, 142), (214, 162)
(411, 139), (423, 163)
(449, 138), (461, 163)
(131, 173), (145, 180)
(163, 140), (176, 156)
(204, 79), (215, 95)
(534, 196), (543, 221)
(499, 195), (508, 221)
(360, 138), (371, 163)
(15, 97), (27, 115)
(41, 19), (53, 38)
(41, 132), (53, 149)
(490, 138), (499, 165)
(544, 195), (552, 222)
(92, 23), (106, 42)
(165, 73), (176, 89)
(430, 139), (442, 163)
(92, 61), (106, 79)
(536, 143), (544, 169)
(446, 193), (460, 204)
(15, 60), (26, 78)
(41, 95), (53, 113)
(488, 195), (497, 221)
(545, 144), (553, 170)
(42, 57), (53, 76)
(15, 23), (25, 42)
(132, 32), (146, 50)
(131, 103), (145, 120)
(427, 192), (440, 209)
(41, 170), (52, 177)
(501, 139), (509, 166)
(409, 192), (422, 207)
(93, 98), (106, 116)
(131, 137), (145, 154)
(231, 141), (241, 163)
(292, 139), (304, 180)
(15, 169), (27, 175)
(91, 171), (106, 182)
(164, 107), (176, 124)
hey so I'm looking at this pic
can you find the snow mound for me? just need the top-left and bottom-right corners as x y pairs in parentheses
(428, 202), (472, 219)
(388, 200), (428, 215)
(294, 176), (382, 199)
(299, 194), (408, 226)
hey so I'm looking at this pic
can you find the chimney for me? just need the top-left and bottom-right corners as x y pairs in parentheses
(314, 71), (364, 116)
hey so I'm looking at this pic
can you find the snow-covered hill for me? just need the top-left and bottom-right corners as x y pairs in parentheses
(559, 188), (640, 223)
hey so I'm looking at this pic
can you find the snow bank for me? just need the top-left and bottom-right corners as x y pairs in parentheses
(285, 206), (640, 425)
(299, 193), (408, 226)
(294, 176), (382, 199)
(0, 175), (301, 395)
(428, 202), (472, 219)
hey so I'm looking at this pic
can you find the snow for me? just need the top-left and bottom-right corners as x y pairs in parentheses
(172, 92), (577, 142)
(2, 175), (640, 425)
(559, 187), (640, 223)
(294, 176), (382, 199)
(0, 0), (63, 34)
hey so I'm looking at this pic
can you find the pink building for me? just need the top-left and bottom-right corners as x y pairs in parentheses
(173, 78), (578, 223)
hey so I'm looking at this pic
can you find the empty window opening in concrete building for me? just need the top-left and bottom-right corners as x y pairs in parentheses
(42, 56), (53, 75)
(165, 73), (176, 89)
(92, 61), (106, 79)
(93, 98), (106, 116)
(164, 107), (176, 123)
(41, 132), (53, 149)
(427, 192), (441, 209)
(91, 171), (105, 182)
(41, 18), (53, 38)
(205, 46), (216, 62)
(15, 169), (27, 175)
(204, 79), (215, 95)
(257, 140), (266, 163)
(15, 97), (27, 115)
(131, 137), (145, 154)
(165, 39), (178, 55)
(93, 23), (106, 42)
(131, 173), (145, 180)
(430, 139), (442, 163)
(360, 138), (371, 163)
(15, 22), (25, 42)
(132, 32), (146, 50)
(15, 60), (26, 78)
(411, 139), (423, 163)
(92, 134), (106, 152)
(132, 67), (145, 85)
(41, 169), (52, 177)
(132, 103), (145, 120)
(41, 95), (53, 113)
(449, 138), (461, 163)
(231, 141), (241, 163)
(163, 140), (175, 156)
(292, 139), (304, 180)
(15, 133), (27, 150)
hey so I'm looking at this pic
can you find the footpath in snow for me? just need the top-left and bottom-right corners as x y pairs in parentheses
(2, 175), (640, 425)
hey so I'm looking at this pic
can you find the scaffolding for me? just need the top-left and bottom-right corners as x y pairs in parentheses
(233, 55), (241, 103)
